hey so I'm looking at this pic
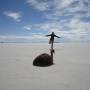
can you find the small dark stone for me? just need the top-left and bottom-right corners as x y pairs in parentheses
(33, 53), (53, 67)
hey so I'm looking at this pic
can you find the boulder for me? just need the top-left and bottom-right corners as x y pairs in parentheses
(33, 53), (53, 67)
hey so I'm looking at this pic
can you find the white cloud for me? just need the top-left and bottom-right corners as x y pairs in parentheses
(24, 25), (32, 31)
(0, 34), (48, 43)
(0, 35), (45, 40)
(26, 0), (90, 20)
(24, 17), (90, 42)
(69, 19), (90, 30)
(26, 0), (76, 12)
(4, 11), (21, 22)
(24, 22), (64, 34)
(63, 18), (90, 41)
(52, 0), (74, 10)
(26, 0), (90, 18)
(68, 18), (90, 36)
(27, 0), (49, 11)
(42, 0), (90, 21)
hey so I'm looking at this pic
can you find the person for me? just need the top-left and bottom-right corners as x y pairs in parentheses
(46, 32), (60, 44)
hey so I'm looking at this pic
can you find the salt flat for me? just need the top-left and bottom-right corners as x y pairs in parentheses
(0, 43), (90, 90)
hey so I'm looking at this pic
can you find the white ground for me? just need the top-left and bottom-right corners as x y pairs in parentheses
(0, 43), (90, 90)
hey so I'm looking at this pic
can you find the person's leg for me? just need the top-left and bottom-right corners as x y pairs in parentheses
(49, 38), (52, 44)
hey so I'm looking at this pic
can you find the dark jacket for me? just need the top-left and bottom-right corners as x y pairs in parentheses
(46, 32), (60, 44)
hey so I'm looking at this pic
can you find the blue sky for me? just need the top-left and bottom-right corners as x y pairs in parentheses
(0, 0), (90, 43)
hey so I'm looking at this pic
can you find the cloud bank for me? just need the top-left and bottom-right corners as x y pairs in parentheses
(25, 0), (90, 42)
(1, 0), (90, 43)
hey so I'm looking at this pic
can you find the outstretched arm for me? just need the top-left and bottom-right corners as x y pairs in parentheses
(45, 34), (52, 37)
(54, 35), (60, 38)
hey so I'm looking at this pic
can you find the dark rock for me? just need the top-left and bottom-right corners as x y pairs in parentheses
(33, 53), (53, 67)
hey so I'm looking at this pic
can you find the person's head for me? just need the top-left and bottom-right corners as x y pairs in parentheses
(52, 32), (54, 34)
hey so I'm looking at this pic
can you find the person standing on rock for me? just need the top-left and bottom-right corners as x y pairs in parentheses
(46, 32), (60, 44)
